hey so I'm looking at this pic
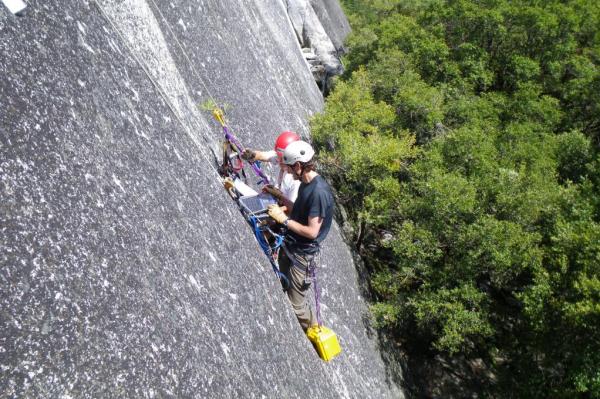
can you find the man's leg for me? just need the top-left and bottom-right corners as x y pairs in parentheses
(278, 249), (316, 331)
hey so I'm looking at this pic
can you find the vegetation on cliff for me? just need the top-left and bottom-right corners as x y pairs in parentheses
(312, 0), (600, 396)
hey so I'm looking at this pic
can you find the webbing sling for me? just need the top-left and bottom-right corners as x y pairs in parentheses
(311, 260), (322, 327)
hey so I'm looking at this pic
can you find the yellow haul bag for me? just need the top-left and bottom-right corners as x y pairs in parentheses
(306, 325), (342, 361)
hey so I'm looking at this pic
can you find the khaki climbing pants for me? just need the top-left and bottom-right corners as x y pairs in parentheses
(278, 245), (317, 332)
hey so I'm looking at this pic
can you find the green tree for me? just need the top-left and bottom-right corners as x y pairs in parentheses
(326, 0), (600, 396)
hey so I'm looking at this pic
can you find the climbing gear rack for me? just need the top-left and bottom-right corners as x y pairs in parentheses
(212, 108), (288, 289)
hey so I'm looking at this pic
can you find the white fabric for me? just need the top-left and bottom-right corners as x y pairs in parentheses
(233, 178), (259, 196)
(280, 172), (300, 203)
(264, 150), (300, 202)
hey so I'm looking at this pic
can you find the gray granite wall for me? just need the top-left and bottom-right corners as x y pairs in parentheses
(310, 0), (351, 52)
(0, 0), (404, 397)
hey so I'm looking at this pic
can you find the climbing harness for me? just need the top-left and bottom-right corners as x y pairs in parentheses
(212, 108), (288, 289)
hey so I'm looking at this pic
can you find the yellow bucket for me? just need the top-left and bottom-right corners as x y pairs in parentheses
(306, 325), (342, 362)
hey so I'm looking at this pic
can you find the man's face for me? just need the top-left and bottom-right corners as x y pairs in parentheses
(287, 162), (302, 180)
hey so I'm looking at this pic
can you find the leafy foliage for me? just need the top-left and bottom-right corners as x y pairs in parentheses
(320, 0), (600, 396)
(311, 68), (417, 218)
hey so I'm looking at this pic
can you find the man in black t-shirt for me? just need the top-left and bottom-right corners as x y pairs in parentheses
(267, 140), (334, 332)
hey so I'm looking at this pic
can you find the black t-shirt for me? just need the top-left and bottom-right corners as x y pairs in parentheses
(287, 175), (334, 252)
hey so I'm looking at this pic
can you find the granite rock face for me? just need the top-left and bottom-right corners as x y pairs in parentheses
(286, 0), (347, 92)
(0, 1), (404, 398)
(308, 0), (351, 52)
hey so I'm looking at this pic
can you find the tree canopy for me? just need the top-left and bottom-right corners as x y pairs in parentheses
(312, 0), (600, 396)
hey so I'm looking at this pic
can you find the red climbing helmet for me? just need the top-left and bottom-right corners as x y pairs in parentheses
(274, 131), (300, 159)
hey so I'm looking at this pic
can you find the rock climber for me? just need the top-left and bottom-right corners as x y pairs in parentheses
(266, 140), (334, 332)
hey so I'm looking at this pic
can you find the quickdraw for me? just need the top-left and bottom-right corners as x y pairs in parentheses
(212, 108), (288, 289)
(212, 108), (270, 186)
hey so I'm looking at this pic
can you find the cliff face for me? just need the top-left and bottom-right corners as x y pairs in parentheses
(0, 1), (404, 398)
(285, 0), (350, 92)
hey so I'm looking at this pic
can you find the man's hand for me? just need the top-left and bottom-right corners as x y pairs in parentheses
(267, 204), (288, 225)
(263, 184), (284, 201)
(241, 149), (256, 161)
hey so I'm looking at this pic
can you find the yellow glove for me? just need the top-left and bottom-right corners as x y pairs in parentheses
(263, 184), (284, 201)
(241, 149), (256, 161)
(267, 204), (289, 225)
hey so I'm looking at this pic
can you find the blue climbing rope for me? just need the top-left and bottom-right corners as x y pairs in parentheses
(248, 215), (289, 289)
